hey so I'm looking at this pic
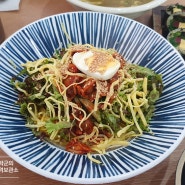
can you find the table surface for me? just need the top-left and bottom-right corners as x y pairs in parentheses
(0, 0), (185, 185)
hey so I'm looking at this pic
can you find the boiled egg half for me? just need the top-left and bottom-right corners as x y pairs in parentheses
(72, 49), (120, 80)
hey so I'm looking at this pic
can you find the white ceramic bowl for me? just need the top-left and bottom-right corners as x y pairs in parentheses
(0, 12), (185, 184)
(66, 0), (167, 19)
(176, 150), (185, 185)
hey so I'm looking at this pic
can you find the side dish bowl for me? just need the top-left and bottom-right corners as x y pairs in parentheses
(176, 150), (185, 185)
(66, 0), (167, 18)
(0, 12), (185, 184)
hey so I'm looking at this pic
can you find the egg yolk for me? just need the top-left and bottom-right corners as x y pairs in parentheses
(85, 50), (118, 74)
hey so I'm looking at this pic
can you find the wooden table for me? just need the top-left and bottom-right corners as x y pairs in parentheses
(0, 0), (185, 185)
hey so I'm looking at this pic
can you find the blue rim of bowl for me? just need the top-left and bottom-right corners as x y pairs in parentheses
(0, 11), (185, 184)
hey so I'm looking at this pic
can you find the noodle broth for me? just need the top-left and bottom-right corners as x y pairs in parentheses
(81, 0), (153, 7)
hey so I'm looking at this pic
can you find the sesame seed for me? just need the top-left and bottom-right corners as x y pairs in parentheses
(85, 51), (116, 74)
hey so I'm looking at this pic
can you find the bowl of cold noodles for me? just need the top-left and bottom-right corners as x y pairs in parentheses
(0, 12), (185, 184)
(66, 0), (167, 18)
